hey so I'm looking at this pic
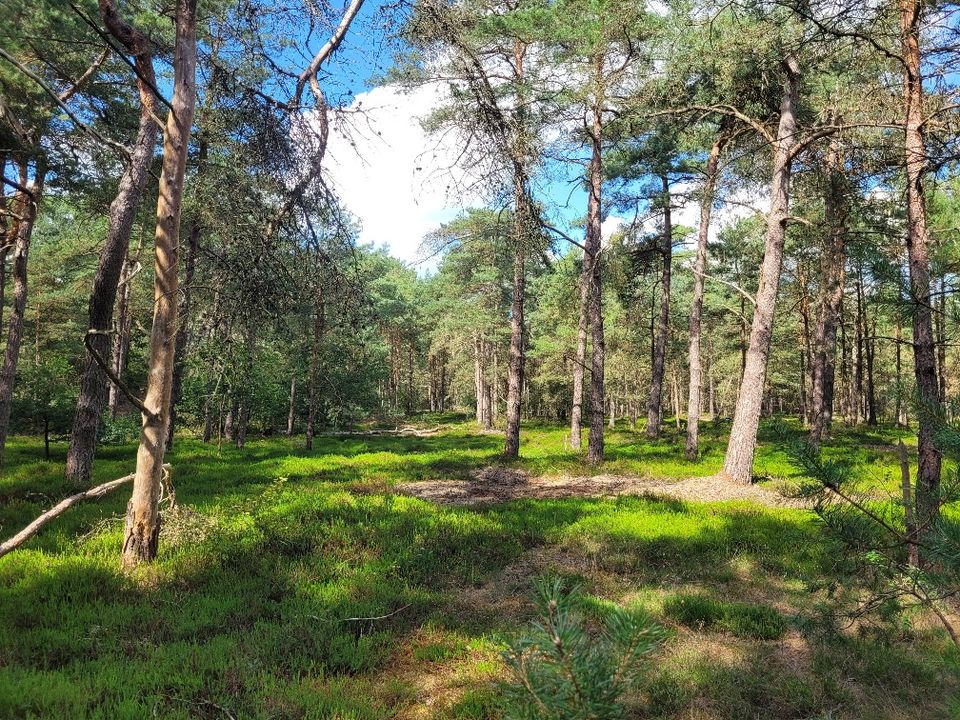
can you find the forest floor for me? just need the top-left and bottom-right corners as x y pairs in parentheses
(400, 466), (800, 506)
(0, 416), (958, 719)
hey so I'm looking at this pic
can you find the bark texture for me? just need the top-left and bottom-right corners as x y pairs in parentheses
(66, 22), (159, 481)
(900, 0), (942, 540)
(722, 57), (799, 485)
(585, 103), (604, 464)
(503, 40), (530, 460)
(809, 138), (848, 444)
(121, 0), (197, 568)
(570, 258), (590, 450)
(0, 159), (44, 464)
(503, 240), (526, 458)
(647, 174), (672, 438)
(686, 129), (726, 460)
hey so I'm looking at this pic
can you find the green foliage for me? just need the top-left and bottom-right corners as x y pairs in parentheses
(499, 577), (666, 719)
(786, 422), (960, 645)
(0, 423), (957, 718)
(97, 414), (142, 446)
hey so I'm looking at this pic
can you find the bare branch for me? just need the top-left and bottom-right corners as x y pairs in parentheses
(58, 46), (109, 102)
(84, 330), (156, 419)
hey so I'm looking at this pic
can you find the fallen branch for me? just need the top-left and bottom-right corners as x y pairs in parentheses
(0, 464), (172, 559)
(338, 603), (412, 623)
(319, 425), (443, 438)
(307, 603), (413, 624)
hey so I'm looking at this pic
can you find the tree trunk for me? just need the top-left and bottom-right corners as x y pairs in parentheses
(936, 277), (947, 407)
(503, 202), (527, 458)
(809, 138), (847, 444)
(0, 158), (45, 465)
(167, 140), (205, 448)
(65, 19), (159, 482)
(685, 129), (725, 459)
(224, 404), (235, 442)
(474, 335), (484, 425)
(121, 0), (197, 568)
(895, 316), (905, 426)
(108, 250), (138, 418)
(854, 273), (864, 423)
(586, 101), (605, 464)
(406, 343), (414, 416)
(647, 173), (672, 439)
(797, 263), (813, 425)
(286, 376), (296, 435)
(0, 152), (8, 334)
(305, 289), (325, 450)
(722, 56), (799, 485)
(900, 0), (942, 540)
(865, 314), (877, 426)
(671, 367), (681, 430)
(570, 250), (590, 451)
(235, 404), (249, 449)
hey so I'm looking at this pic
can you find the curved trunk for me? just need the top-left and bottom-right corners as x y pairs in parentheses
(722, 56), (799, 485)
(121, 0), (197, 568)
(66, 102), (158, 483)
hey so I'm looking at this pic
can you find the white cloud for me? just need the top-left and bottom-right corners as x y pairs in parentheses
(324, 84), (763, 268)
(325, 84), (481, 267)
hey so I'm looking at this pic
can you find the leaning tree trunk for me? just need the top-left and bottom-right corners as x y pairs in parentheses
(66, 72), (158, 483)
(121, 0), (197, 569)
(809, 138), (848, 444)
(900, 0), (942, 543)
(647, 174), (673, 439)
(722, 56), (799, 485)
(686, 128), (726, 460)
(0, 158), (45, 465)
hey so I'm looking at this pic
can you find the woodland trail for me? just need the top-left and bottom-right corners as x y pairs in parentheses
(400, 466), (802, 508)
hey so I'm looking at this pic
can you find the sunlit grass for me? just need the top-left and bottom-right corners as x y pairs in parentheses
(0, 418), (955, 719)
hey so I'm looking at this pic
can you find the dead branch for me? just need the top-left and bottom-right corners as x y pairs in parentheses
(84, 330), (156, 420)
(58, 46), (109, 103)
(0, 464), (174, 559)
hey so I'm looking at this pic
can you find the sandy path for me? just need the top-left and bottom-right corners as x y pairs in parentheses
(399, 466), (801, 508)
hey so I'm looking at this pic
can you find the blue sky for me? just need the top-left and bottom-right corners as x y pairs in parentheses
(312, 0), (716, 267)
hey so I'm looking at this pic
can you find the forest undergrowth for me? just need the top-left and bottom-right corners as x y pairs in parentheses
(1, 417), (957, 719)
